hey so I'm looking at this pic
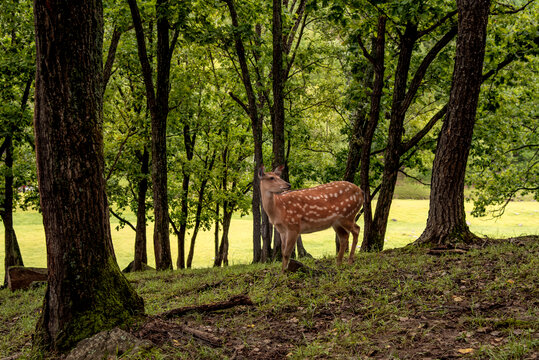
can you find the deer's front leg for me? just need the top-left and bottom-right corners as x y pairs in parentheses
(281, 230), (299, 272)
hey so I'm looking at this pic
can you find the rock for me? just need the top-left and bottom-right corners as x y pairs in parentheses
(7, 266), (48, 291)
(65, 328), (153, 360)
(122, 261), (155, 273)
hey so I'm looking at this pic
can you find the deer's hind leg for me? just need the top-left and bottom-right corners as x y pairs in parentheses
(333, 225), (350, 266)
(340, 219), (360, 264)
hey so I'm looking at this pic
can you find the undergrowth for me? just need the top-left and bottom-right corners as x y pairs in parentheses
(0, 236), (537, 359)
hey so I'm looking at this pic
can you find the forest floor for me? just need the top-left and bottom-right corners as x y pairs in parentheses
(0, 236), (538, 359)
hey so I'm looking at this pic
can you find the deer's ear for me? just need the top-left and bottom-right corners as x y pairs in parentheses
(258, 166), (266, 179)
(274, 165), (285, 176)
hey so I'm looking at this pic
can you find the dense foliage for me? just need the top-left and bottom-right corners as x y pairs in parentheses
(1, 0), (537, 267)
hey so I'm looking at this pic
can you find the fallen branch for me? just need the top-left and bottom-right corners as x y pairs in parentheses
(177, 324), (222, 347)
(159, 294), (254, 319)
(136, 318), (222, 347)
(427, 248), (468, 256)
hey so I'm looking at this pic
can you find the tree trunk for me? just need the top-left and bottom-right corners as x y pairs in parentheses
(176, 124), (196, 269)
(186, 153), (216, 268)
(261, 210), (272, 262)
(362, 22), (418, 252)
(214, 204), (220, 264)
(2, 136), (24, 286)
(215, 204), (233, 267)
(127, 0), (172, 270)
(2, 75), (32, 286)
(33, 0), (144, 352)
(415, 0), (491, 246)
(360, 17), (387, 252)
(224, 0), (266, 264)
(133, 147), (149, 271)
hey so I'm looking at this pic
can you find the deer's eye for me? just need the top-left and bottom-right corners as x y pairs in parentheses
(269, 176), (275, 180)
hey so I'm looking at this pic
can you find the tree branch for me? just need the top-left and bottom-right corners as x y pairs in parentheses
(103, 26), (123, 93)
(401, 49), (521, 155)
(127, 0), (157, 110)
(105, 128), (138, 181)
(399, 169), (431, 186)
(491, 0), (534, 15)
(399, 26), (457, 116)
(417, 10), (457, 38)
(109, 209), (137, 232)
(284, 0), (307, 54)
(357, 34), (376, 64)
(228, 92), (249, 115)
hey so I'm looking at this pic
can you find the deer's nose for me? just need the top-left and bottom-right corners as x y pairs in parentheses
(283, 182), (291, 190)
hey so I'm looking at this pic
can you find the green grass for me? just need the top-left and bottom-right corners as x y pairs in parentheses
(1, 200), (538, 280)
(1, 236), (537, 359)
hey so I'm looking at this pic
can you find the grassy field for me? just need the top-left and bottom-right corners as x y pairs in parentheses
(1, 199), (538, 281)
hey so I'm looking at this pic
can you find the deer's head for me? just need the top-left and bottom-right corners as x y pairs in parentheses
(258, 165), (291, 194)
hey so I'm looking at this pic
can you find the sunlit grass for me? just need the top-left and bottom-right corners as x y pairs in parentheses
(1, 200), (538, 280)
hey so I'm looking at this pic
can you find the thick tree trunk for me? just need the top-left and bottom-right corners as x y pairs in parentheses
(2, 136), (24, 286)
(133, 147), (149, 271)
(33, 0), (144, 352)
(416, 0), (491, 246)
(151, 0), (173, 270)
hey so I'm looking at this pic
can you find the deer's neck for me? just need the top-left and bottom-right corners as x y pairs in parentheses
(261, 191), (284, 224)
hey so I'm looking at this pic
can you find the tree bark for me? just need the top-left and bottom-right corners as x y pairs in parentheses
(415, 0), (491, 246)
(363, 22), (418, 252)
(2, 136), (24, 286)
(186, 152), (216, 268)
(215, 204), (233, 267)
(224, 0), (265, 264)
(33, 0), (144, 352)
(133, 147), (149, 271)
(360, 17), (387, 252)
(127, 0), (173, 270)
(361, 19), (457, 251)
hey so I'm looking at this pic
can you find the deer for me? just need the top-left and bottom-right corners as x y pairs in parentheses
(258, 165), (364, 272)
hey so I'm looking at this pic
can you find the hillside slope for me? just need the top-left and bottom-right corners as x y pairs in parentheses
(1, 236), (537, 359)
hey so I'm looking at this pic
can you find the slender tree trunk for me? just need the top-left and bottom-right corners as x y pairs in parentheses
(362, 23), (418, 252)
(33, 0), (144, 351)
(1, 76), (30, 286)
(214, 203), (220, 264)
(186, 153), (215, 268)
(2, 136), (24, 286)
(176, 124), (196, 269)
(224, 0), (266, 264)
(416, 0), (491, 246)
(215, 203), (233, 267)
(360, 17), (387, 252)
(133, 147), (149, 271)
(127, 0), (172, 270)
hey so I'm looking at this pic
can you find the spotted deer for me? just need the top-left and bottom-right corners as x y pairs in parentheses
(259, 165), (364, 272)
